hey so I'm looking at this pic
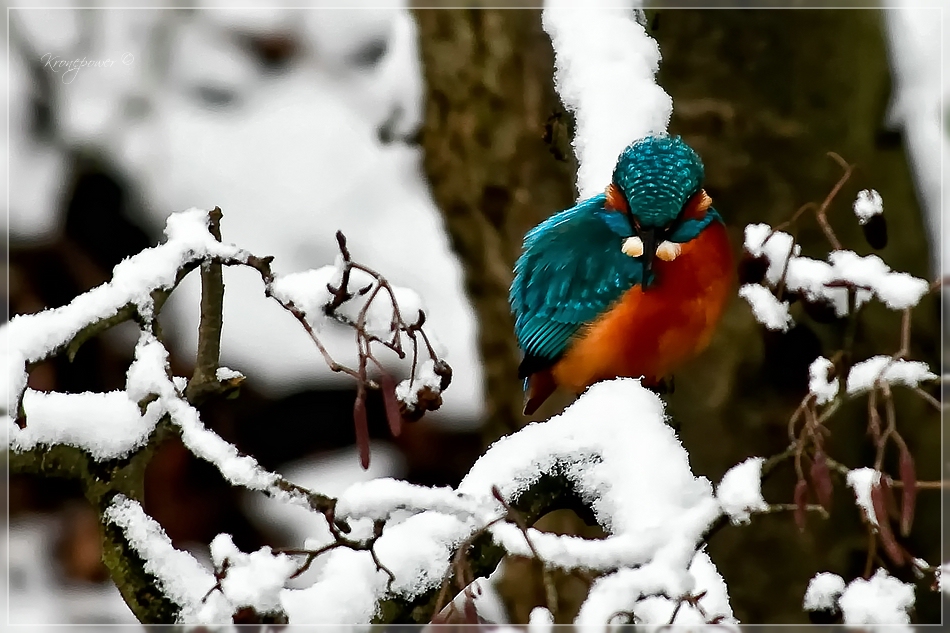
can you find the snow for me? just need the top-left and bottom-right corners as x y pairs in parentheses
(716, 457), (769, 525)
(2, 208), (243, 412)
(846, 468), (881, 526)
(575, 550), (735, 628)
(827, 250), (929, 311)
(208, 534), (297, 614)
(803, 572), (845, 612)
(883, 5), (949, 278)
(171, 396), (282, 493)
(853, 189), (883, 224)
(742, 223), (930, 316)
(103, 495), (224, 623)
(336, 478), (480, 522)
(12, 390), (162, 461)
(845, 355), (937, 395)
(542, 1), (672, 199)
(939, 562), (950, 596)
(738, 284), (793, 332)
(242, 443), (405, 586)
(268, 265), (341, 333)
(215, 367), (244, 381)
(808, 356), (840, 405)
(271, 260), (426, 339)
(837, 568), (915, 626)
(529, 606), (554, 632)
(111, 7), (484, 427)
(280, 379), (731, 624)
(395, 358), (443, 410)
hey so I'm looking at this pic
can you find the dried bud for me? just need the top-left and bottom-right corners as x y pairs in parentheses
(861, 213), (888, 250)
(433, 359), (453, 391)
(379, 372), (403, 438)
(353, 395), (371, 469)
(397, 385), (444, 422)
(899, 447), (917, 537)
(809, 451), (834, 512)
(738, 254), (769, 285)
(794, 479), (809, 531)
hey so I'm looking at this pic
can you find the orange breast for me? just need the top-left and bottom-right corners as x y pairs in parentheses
(552, 222), (734, 393)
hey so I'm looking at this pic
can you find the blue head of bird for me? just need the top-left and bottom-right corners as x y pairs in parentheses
(598, 135), (711, 285)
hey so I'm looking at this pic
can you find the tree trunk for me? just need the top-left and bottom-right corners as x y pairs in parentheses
(412, 7), (576, 445)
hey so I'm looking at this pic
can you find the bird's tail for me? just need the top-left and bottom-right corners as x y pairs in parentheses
(523, 369), (556, 416)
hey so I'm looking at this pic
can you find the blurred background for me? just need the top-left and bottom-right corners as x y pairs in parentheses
(4, 1), (947, 626)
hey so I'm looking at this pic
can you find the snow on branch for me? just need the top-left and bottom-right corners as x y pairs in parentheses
(542, 1), (671, 199)
(2, 208), (244, 413)
(280, 379), (736, 625)
(716, 458), (769, 525)
(845, 355), (937, 395)
(6, 206), (458, 623)
(103, 495), (226, 624)
(732, 151), (944, 623)
(803, 569), (916, 626)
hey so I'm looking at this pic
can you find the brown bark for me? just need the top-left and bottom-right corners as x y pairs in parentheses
(411, 7), (576, 444)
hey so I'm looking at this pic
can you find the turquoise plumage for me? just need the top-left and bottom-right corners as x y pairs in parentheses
(510, 193), (645, 369)
(510, 135), (719, 379)
(612, 135), (705, 228)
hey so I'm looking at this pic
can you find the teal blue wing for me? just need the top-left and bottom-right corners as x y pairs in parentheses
(509, 194), (645, 377)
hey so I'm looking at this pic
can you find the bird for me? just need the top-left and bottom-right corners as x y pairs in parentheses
(510, 134), (734, 415)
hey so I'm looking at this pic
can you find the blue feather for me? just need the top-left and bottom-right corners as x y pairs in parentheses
(509, 194), (644, 364)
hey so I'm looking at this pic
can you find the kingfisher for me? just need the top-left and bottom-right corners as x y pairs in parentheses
(510, 135), (734, 415)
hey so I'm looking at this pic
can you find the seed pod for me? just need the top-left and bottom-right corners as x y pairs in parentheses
(862, 213), (888, 250)
(433, 359), (453, 390)
(809, 451), (834, 512)
(880, 476), (900, 521)
(379, 372), (403, 438)
(870, 483), (906, 566)
(353, 395), (371, 469)
(794, 479), (809, 531)
(899, 447), (917, 537)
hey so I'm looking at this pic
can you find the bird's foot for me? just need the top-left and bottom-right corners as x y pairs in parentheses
(644, 375), (675, 395)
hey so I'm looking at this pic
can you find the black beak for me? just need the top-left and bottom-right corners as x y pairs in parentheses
(639, 227), (658, 287)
